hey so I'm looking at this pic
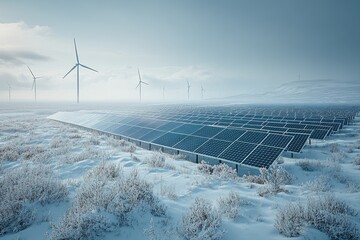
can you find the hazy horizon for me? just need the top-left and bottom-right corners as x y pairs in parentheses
(1, 0), (359, 102)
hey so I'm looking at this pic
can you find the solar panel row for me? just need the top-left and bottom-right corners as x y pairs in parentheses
(49, 111), (294, 169)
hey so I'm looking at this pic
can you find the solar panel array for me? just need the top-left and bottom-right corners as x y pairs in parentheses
(48, 104), (359, 171)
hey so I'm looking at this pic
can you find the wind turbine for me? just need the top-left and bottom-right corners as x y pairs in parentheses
(187, 80), (190, 100)
(27, 66), (41, 101)
(63, 38), (98, 103)
(201, 83), (205, 99)
(162, 86), (165, 100)
(136, 68), (149, 102)
(7, 82), (11, 101)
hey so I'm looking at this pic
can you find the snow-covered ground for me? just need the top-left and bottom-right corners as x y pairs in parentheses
(0, 105), (359, 240)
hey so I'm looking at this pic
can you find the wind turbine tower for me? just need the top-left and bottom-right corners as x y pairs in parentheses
(163, 86), (165, 100)
(187, 80), (190, 100)
(136, 68), (149, 102)
(27, 66), (41, 101)
(63, 38), (98, 103)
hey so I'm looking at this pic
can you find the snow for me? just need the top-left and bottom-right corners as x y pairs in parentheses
(0, 104), (359, 240)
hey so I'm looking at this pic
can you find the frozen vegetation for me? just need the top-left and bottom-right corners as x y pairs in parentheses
(0, 106), (359, 239)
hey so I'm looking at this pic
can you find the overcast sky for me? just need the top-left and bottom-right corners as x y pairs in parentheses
(0, 0), (359, 102)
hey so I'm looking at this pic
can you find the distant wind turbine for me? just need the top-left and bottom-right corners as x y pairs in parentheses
(298, 73), (301, 81)
(7, 82), (11, 101)
(27, 66), (41, 101)
(136, 68), (149, 102)
(201, 83), (205, 99)
(187, 80), (190, 100)
(63, 38), (98, 103)
(163, 86), (165, 100)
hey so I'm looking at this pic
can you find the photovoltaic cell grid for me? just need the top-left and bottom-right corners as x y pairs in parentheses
(48, 105), (358, 170)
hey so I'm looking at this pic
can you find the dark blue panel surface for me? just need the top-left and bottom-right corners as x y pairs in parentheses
(219, 141), (257, 163)
(195, 139), (231, 157)
(173, 135), (208, 152)
(242, 145), (283, 169)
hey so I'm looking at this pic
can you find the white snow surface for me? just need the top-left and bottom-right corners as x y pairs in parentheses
(0, 104), (359, 240)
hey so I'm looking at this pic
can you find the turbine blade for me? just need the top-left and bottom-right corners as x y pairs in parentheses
(74, 38), (79, 63)
(27, 66), (35, 78)
(135, 82), (140, 89)
(79, 64), (98, 72)
(63, 65), (77, 78)
(138, 68), (142, 82)
(142, 81), (149, 85)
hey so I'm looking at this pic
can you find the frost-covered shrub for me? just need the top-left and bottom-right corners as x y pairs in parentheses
(198, 161), (238, 181)
(180, 198), (223, 240)
(303, 175), (331, 192)
(0, 164), (68, 204)
(89, 136), (100, 145)
(198, 160), (213, 175)
(147, 152), (166, 168)
(296, 159), (321, 171)
(217, 191), (241, 219)
(353, 155), (360, 166)
(275, 195), (359, 240)
(242, 174), (265, 184)
(87, 161), (121, 179)
(51, 167), (166, 239)
(275, 202), (305, 237)
(329, 143), (340, 153)
(0, 200), (34, 235)
(0, 146), (20, 161)
(50, 207), (114, 240)
(107, 138), (136, 153)
(0, 164), (67, 235)
(258, 163), (292, 196)
(212, 164), (237, 181)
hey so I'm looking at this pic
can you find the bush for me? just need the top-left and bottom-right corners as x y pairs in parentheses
(0, 164), (67, 235)
(242, 174), (265, 184)
(258, 163), (292, 196)
(275, 195), (359, 240)
(198, 161), (238, 181)
(329, 143), (340, 153)
(86, 161), (121, 179)
(51, 167), (166, 239)
(180, 198), (223, 240)
(147, 152), (166, 168)
(302, 175), (331, 192)
(274, 202), (305, 237)
(0, 200), (34, 235)
(217, 191), (241, 219)
(353, 156), (360, 166)
(296, 159), (321, 172)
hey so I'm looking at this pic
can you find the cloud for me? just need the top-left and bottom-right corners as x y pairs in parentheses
(0, 22), (52, 66)
(0, 49), (51, 65)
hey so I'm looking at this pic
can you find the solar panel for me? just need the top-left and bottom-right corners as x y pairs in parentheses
(213, 128), (246, 142)
(173, 135), (208, 152)
(242, 145), (283, 168)
(139, 130), (166, 142)
(171, 124), (203, 134)
(261, 134), (293, 148)
(285, 133), (309, 152)
(237, 131), (268, 144)
(195, 139), (232, 157)
(219, 141), (257, 163)
(192, 126), (224, 138)
(152, 132), (186, 147)
(48, 104), (359, 172)
(156, 121), (184, 131)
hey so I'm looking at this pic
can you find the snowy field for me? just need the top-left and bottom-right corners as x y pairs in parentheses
(0, 105), (360, 240)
